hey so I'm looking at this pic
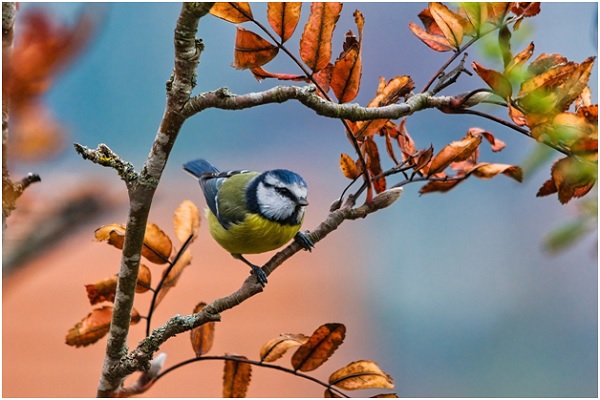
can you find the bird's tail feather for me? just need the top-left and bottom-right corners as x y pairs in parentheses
(183, 159), (220, 178)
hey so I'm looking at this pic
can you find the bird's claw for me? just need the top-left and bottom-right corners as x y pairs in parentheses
(251, 265), (268, 287)
(294, 231), (314, 252)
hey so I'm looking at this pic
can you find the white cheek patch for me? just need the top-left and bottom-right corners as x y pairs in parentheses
(256, 182), (296, 221)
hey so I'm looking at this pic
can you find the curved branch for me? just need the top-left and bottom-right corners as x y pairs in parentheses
(105, 188), (404, 385)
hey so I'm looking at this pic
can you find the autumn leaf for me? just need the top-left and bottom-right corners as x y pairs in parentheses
(546, 157), (597, 204)
(412, 146), (435, 176)
(486, 3), (511, 26)
(259, 333), (309, 363)
(299, 2), (343, 72)
(329, 360), (394, 390)
(459, 2), (487, 35)
(365, 137), (386, 194)
(66, 306), (140, 348)
(173, 200), (200, 245)
(396, 119), (417, 161)
(428, 133), (482, 176)
(267, 2), (302, 43)
(331, 10), (364, 103)
(233, 27), (279, 70)
(408, 21), (454, 52)
(468, 128), (506, 152)
(223, 355), (252, 398)
(510, 2), (541, 18)
(469, 163), (523, 182)
(85, 264), (151, 304)
(291, 323), (346, 372)
(472, 62), (512, 99)
(340, 153), (359, 180)
(190, 302), (215, 357)
(249, 66), (308, 82)
(210, 2), (253, 23)
(505, 42), (535, 77)
(95, 223), (173, 264)
(428, 2), (465, 49)
(154, 249), (193, 307)
(419, 177), (463, 195)
(518, 56), (596, 116)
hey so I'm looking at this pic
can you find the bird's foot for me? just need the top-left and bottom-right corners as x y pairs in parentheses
(250, 265), (268, 287)
(294, 231), (314, 252)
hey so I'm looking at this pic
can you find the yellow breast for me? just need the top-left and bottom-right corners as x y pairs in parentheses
(207, 209), (302, 255)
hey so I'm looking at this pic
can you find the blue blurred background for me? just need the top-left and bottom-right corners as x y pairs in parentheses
(10, 2), (598, 397)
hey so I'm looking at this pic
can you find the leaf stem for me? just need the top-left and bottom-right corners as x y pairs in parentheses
(153, 354), (350, 398)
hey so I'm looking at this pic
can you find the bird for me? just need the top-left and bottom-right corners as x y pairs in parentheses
(183, 159), (313, 286)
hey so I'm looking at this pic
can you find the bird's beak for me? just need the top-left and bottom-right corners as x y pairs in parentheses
(297, 198), (309, 206)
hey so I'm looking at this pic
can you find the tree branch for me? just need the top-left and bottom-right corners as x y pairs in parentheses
(102, 188), (403, 385)
(94, 3), (213, 397)
(73, 143), (138, 185)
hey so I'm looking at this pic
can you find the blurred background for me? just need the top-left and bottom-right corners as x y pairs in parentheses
(2, 2), (597, 397)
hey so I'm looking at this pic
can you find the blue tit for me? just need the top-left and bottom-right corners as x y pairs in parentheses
(183, 159), (313, 286)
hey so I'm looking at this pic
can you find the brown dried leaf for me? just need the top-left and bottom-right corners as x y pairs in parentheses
(299, 2), (343, 72)
(250, 66), (308, 82)
(259, 333), (309, 363)
(331, 10), (364, 103)
(472, 62), (512, 99)
(154, 249), (193, 308)
(365, 138), (386, 194)
(550, 157), (597, 204)
(313, 63), (334, 98)
(468, 128), (506, 152)
(329, 360), (394, 390)
(291, 323), (346, 372)
(397, 119), (416, 160)
(85, 276), (118, 305)
(173, 200), (200, 245)
(486, 3), (511, 25)
(419, 178), (463, 194)
(136, 264), (152, 294)
(233, 27), (279, 70)
(408, 21), (454, 52)
(66, 306), (140, 348)
(223, 355), (252, 398)
(469, 163), (523, 182)
(190, 302), (215, 357)
(508, 102), (527, 126)
(210, 2), (253, 23)
(510, 2), (541, 17)
(505, 42), (535, 76)
(428, 2), (465, 49)
(267, 2), (302, 43)
(536, 178), (558, 198)
(412, 146), (435, 176)
(94, 223), (172, 265)
(428, 134), (482, 176)
(340, 153), (360, 180)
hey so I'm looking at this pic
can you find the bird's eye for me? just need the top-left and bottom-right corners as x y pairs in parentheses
(275, 186), (292, 197)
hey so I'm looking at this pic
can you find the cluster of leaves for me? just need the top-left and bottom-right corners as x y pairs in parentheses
(65, 200), (199, 347)
(3, 8), (94, 161)
(210, 2), (597, 205)
(143, 322), (396, 398)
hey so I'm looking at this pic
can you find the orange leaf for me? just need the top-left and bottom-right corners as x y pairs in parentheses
(210, 2), (253, 23)
(190, 302), (215, 357)
(340, 153), (359, 180)
(154, 249), (192, 308)
(412, 146), (435, 176)
(259, 333), (309, 363)
(331, 10), (364, 103)
(397, 119), (417, 161)
(428, 2), (465, 49)
(469, 163), (523, 182)
(472, 62), (512, 99)
(223, 355), (252, 398)
(233, 27), (279, 69)
(267, 2), (302, 43)
(313, 63), (334, 98)
(505, 42), (535, 76)
(408, 21), (454, 52)
(510, 2), (541, 17)
(550, 157), (597, 204)
(291, 323), (346, 372)
(65, 306), (140, 348)
(364, 137), (386, 194)
(250, 66), (308, 82)
(486, 3), (511, 25)
(94, 223), (173, 265)
(85, 264), (152, 304)
(508, 102), (527, 126)
(536, 178), (558, 198)
(459, 2), (487, 35)
(329, 360), (394, 390)
(419, 177), (463, 194)
(173, 200), (200, 245)
(428, 134), (482, 175)
(468, 128), (506, 152)
(299, 2), (343, 72)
